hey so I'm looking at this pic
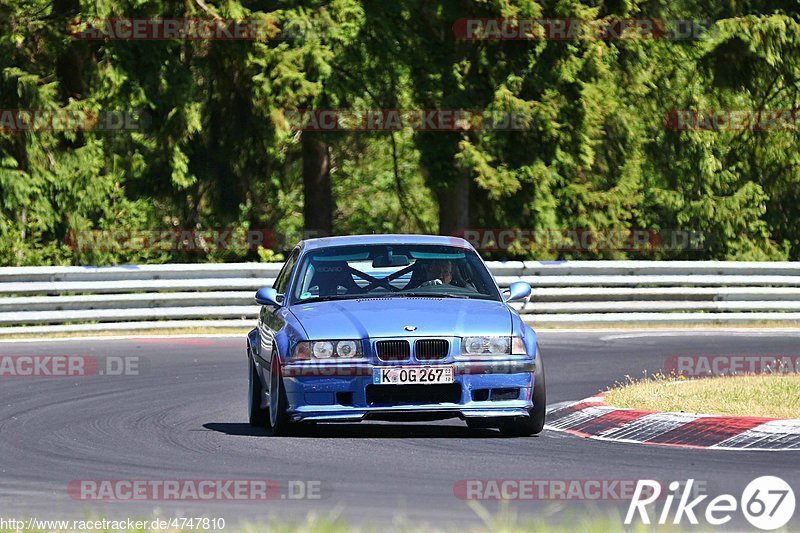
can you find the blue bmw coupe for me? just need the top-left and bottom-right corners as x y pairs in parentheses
(246, 234), (545, 436)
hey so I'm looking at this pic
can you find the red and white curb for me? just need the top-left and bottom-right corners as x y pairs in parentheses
(545, 394), (800, 451)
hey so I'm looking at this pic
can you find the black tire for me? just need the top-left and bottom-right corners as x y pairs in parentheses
(248, 354), (269, 427)
(266, 354), (294, 436)
(501, 350), (546, 437)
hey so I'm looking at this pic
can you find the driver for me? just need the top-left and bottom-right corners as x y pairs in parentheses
(420, 260), (453, 286)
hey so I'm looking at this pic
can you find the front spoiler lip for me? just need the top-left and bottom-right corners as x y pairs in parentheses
(282, 358), (535, 377)
(288, 403), (532, 423)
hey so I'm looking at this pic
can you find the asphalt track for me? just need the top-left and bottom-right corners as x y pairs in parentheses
(1, 330), (799, 529)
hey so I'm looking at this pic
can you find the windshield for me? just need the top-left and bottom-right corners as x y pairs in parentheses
(289, 244), (501, 304)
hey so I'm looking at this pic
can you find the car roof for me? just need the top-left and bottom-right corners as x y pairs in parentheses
(298, 234), (474, 252)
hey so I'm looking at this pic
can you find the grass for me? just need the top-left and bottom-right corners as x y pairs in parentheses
(605, 373), (800, 418)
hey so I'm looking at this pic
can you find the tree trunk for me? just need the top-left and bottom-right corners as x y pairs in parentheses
(302, 132), (332, 238)
(54, 0), (83, 99)
(437, 170), (470, 236)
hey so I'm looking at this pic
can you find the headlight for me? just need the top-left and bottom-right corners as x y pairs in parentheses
(336, 340), (358, 358)
(488, 336), (511, 354)
(461, 336), (516, 355)
(292, 340), (363, 360)
(462, 337), (487, 355)
(312, 341), (334, 359)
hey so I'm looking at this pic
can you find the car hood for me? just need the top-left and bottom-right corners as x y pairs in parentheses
(289, 297), (512, 339)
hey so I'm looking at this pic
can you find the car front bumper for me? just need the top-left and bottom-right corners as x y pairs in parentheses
(282, 358), (537, 423)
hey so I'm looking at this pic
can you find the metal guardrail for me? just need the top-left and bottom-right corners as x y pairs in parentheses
(2, 261), (800, 334)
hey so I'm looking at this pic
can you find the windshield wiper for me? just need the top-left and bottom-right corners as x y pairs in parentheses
(395, 292), (468, 299)
(298, 294), (359, 304)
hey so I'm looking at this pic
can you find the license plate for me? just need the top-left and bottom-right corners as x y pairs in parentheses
(373, 366), (454, 385)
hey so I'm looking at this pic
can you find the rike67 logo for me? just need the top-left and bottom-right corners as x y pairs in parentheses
(626, 476), (795, 530)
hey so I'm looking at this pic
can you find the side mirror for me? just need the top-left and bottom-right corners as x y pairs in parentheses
(255, 287), (282, 307)
(503, 281), (532, 303)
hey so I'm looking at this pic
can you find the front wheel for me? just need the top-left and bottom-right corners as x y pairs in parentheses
(266, 354), (294, 436)
(501, 351), (546, 437)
